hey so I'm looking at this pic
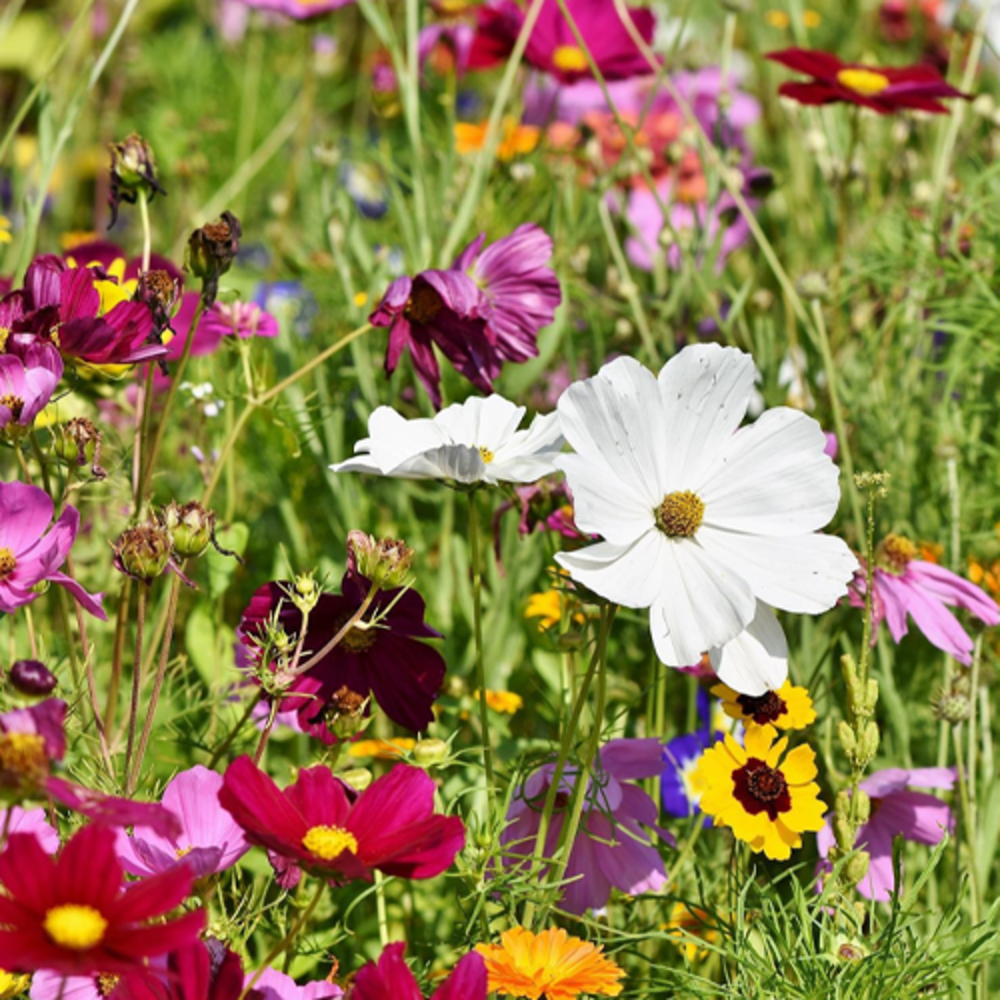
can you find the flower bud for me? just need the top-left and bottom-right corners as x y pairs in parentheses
(108, 134), (165, 228)
(858, 720), (880, 766)
(135, 269), (182, 339)
(9, 659), (57, 697)
(185, 212), (242, 306)
(113, 522), (172, 583)
(933, 689), (973, 724)
(843, 850), (870, 887)
(291, 573), (321, 615)
(853, 789), (871, 825)
(159, 501), (215, 558)
(339, 767), (373, 792)
(412, 739), (449, 768)
(56, 417), (106, 480)
(796, 271), (829, 302)
(347, 531), (414, 590)
(837, 720), (856, 757)
(325, 685), (370, 739)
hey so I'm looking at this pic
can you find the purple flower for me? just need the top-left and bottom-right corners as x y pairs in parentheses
(453, 224), (561, 363)
(817, 767), (955, 901)
(0, 344), (62, 431)
(371, 270), (498, 409)
(849, 534), (1000, 665)
(501, 738), (672, 914)
(0, 481), (106, 619)
(115, 766), (249, 879)
(661, 691), (720, 822)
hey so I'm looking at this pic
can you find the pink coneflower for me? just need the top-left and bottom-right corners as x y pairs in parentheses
(352, 943), (487, 1000)
(453, 224), (561, 363)
(849, 533), (1000, 664)
(0, 344), (62, 432)
(219, 756), (465, 888)
(501, 739), (671, 914)
(115, 766), (249, 879)
(0, 481), (105, 619)
(817, 767), (955, 900)
(0, 825), (204, 975)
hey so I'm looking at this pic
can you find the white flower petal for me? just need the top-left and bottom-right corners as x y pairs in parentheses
(555, 532), (668, 608)
(556, 454), (654, 544)
(330, 407), (449, 478)
(697, 527), (858, 613)
(422, 444), (486, 483)
(656, 343), (757, 488)
(698, 408), (840, 535)
(438, 395), (526, 450)
(709, 603), (788, 696)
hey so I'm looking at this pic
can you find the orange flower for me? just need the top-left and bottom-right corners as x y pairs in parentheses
(346, 738), (416, 760)
(455, 117), (540, 161)
(476, 927), (624, 1000)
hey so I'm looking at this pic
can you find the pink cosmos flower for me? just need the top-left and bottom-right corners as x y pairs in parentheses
(420, 20), (476, 78)
(231, 0), (355, 20)
(0, 344), (62, 432)
(3, 806), (60, 855)
(352, 943), (487, 1000)
(501, 738), (672, 914)
(453, 224), (561, 364)
(203, 300), (280, 341)
(849, 534), (1000, 664)
(470, 0), (655, 85)
(0, 480), (106, 618)
(219, 757), (465, 888)
(817, 767), (955, 901)
(115, 766), (249, 879)
(252, 966), (343, 1000)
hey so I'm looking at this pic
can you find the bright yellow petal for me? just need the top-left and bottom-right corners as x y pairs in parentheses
(780, 744), (817, 785)
(742, 724), (776, 761)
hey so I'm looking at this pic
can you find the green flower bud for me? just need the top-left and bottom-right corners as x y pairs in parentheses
(412, 739), (449, 768)
(108, 134), (165, 228)
(347, 531), (414, 590)
(339, 768), (373, 792)
(797, 271), (829, 302)
(843, 851), (871, 887)
(291, 573), (321, 615)
(113, 522), (172, 583)
(837, 721), (857, 757)
(160, 501), (216, 558)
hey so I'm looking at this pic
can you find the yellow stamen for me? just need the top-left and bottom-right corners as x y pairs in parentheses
(0, 732), (47, 783)
(0, 548), (15, 579)
(654, 490), (705, 538)
(302, 825), (359, 860)
(43, 904), (108, 951)
(552, 45), (589, 73)
(836, 68), (891, 97)
(878, 532), (918, 573)
(478, 446), (495, 464)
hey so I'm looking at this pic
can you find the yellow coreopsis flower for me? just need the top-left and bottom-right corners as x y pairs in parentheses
(693, 725), (826, 861)
(710, 679), (816, 732)
(473, 689), (524, 715)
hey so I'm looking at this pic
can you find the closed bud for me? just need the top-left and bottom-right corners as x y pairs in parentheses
(837, 720), (856, 756)
(291, 573), (320, 615)
(339, 767), (373, 792)
(108, 133), (165, 228)
(9, 659), (57, 697)
(113, 522), (172, 583)
(932, 688), (972, 724)
(854, 789), (871, 825)
(796, 271), (829, 302)
(859, 720), (880, 764)
(347, 531), (414, 590)
(160, 501), (215, 558)
(185, 212), (241, 306)
(863, 678), (879, 715)
(843, 850), (870, 886)
(412, 738), (449, 768)
(834, 810), (856, 853)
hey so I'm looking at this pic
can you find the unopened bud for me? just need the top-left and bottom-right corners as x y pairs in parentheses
(854, 789), (871, 825)
(113, 522), (172, 583)
(837, 720), (856, 757)
(108, 133), (165, 228)
(9, 659), (57, 697)
(412, 738), (449, 768)
(843, 850), (870, 886)
(797, 271), (829, 302)
(339, 767), (372, 792)
(933, 688), (972, 724)
(347, 531), (414, 590)
(185, 211), (241, 306)
(859, 720), (880, 764)
(160, 501), (215, 558)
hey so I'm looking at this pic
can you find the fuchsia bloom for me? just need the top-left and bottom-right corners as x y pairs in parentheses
(252, 966), (343, 1000)
(3, 806), (59, 855)
(116, 766), (249, 879)
(849, 534), (1000, 664)
(0, 344), (62, 431)
(232, 0), (354, 19)
(817, 767), (956, 901)
(0, 480), (105, 618)
(352, 943), (487, 1000)
(240, 571), (446, 737)
(0, 825), (204, 975)
(219, 756), (465, 887)
(203, 300), (280, 342)
(501, 739), (671, 914)
(470, 0), (655, 85)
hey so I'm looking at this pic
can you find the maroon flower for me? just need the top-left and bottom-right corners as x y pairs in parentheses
(766, 48), (970, 114)
(218, 757), (465, 886)
(0, 825), (204, 975)
(240, 572), (446, 737)
(352, 943), (487, 1000)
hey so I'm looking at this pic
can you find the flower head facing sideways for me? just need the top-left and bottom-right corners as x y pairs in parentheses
(0, 345), (62, 433)
(351, 942), (486, 1000)
(332, 393), (563, 486)
(554, 345), (858, 695)
(711, 679), (816, 732)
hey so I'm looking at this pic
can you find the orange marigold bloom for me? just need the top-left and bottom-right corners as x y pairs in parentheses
(455, 117), (540, 161)
(476, 927), (624, 1000)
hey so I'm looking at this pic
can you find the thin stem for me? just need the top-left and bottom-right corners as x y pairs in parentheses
(375, 870), (390, 947)
(252, 699), (280, 766)
(208, 692), (261, 769)
(123, 585), (148, 787)
(137, 189), (151, 273)
(105, 578), (132, 734)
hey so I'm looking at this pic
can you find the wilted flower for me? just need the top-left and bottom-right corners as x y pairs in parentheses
(55, 416), (107, 480)
(159, 500), (216, 559)
(352, 943), (486, 1000)
(186, 212), (242, 306)
(112, 521), (173, 583)
(134, 268), (182, 340)
(346, 531), (414, 590)
(108, 133), (165, 228)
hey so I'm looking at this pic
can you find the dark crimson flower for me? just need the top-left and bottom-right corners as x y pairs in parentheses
(470, 0), (655, 85)
(371, 270), (498, 409)
(352, 943), (487, 1000)
(766, 48), (970, 114)
(0, 825), (204, 975)
(218, 757), (465, 886)
(239, 571), (446, 736)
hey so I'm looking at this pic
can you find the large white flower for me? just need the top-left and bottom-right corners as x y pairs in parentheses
(555, 344), (858, 695)
(331, 394), (564, 485)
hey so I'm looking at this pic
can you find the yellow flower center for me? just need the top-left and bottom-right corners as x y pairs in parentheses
(654, 490), (705, 538)
(0, 328), (9, 352)
(0, 395), (25, 422)
(302, 825), (359, 860)
(96, 974), (121, 997)
(478, 446), (495, 464)
(0, 548), (15, 579)
(836, 68), (891, 97)
(175, 846), (193, 859)
(878, 532), (917, 574)
(331, 612), (377, 653)
(552, 45), (589, 73)
(43, 904), (108, 951)
(0, 732), (48, 785)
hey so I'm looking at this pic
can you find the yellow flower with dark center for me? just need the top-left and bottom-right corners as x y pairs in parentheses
(711, 680), (816, 731)
(474, 689), (524, 715)
(346, 737), (416, 760)
(693, 725), (826, 861)
(476, 927), (624, 1000)
(662, 902), (717, 962)
(454, 117), (540, 161)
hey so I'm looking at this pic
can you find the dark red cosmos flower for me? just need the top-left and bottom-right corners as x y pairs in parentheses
(766, 48), (970, 115)
(0, 825), (204, 975)
(240, 572), (446, 737)
(109, 941), (250, 1000)
(470, 0), (655, 86)
(219, 757), (465, 886)
(352, 943), (487, 1000)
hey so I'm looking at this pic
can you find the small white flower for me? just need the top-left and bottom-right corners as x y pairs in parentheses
(554, 344), (858, 695)
(331, 394), (564, 486)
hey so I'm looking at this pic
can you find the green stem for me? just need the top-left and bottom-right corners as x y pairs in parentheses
(123, 584), (148, 788)
(375, 870), (391, 947)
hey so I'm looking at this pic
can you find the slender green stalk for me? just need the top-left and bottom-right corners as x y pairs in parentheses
(375, 870), (391, 947)
(123, 585), (148, 788)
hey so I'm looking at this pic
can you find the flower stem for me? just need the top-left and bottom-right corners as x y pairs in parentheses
(123, 584), (148, 788)
(137, 188), (151, 273)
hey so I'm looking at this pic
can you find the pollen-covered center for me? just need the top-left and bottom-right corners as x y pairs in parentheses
(736, 690), (788, 726)
(0, 547), (15, 579)
(552, 45), (589, 73)
(406, 284), (444, 325)
(836, 68), (890, 97)
(478, 446), (495, 464)
(654, 491), (705, 538)
(877, 532), (917, 574)
(331, 612), (377, 653)
(732, 758), (791, 821)
(43, 904), (108, 951)
(0, 394), (24, 421)
(96, 974), (121, 997)
(302, 824), (359, 860)
(0, 731), (47, 783)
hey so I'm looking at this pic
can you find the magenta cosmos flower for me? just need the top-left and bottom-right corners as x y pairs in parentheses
(849, 533), (999, 665)
(817, 767), (955, 901)
(115, 766), (249, 879)
(470, 0), (655, 85)
(0, 343), (62, 432)
(453, 223), (561, 364)
(219, 756), (465, 887)
(767, 48), (969, 115)
(502, 738), (671, 914)
(0, 825), (204, 976)
(352, 943), (487, 1000)
(0, 480), (105, 618)
(239, 571), (446, 737)
(232, 0), (355, 20)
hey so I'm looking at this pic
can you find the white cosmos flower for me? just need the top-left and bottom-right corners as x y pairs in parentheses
(554, 344), (858, 695)
(331, 394), (564, 485)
